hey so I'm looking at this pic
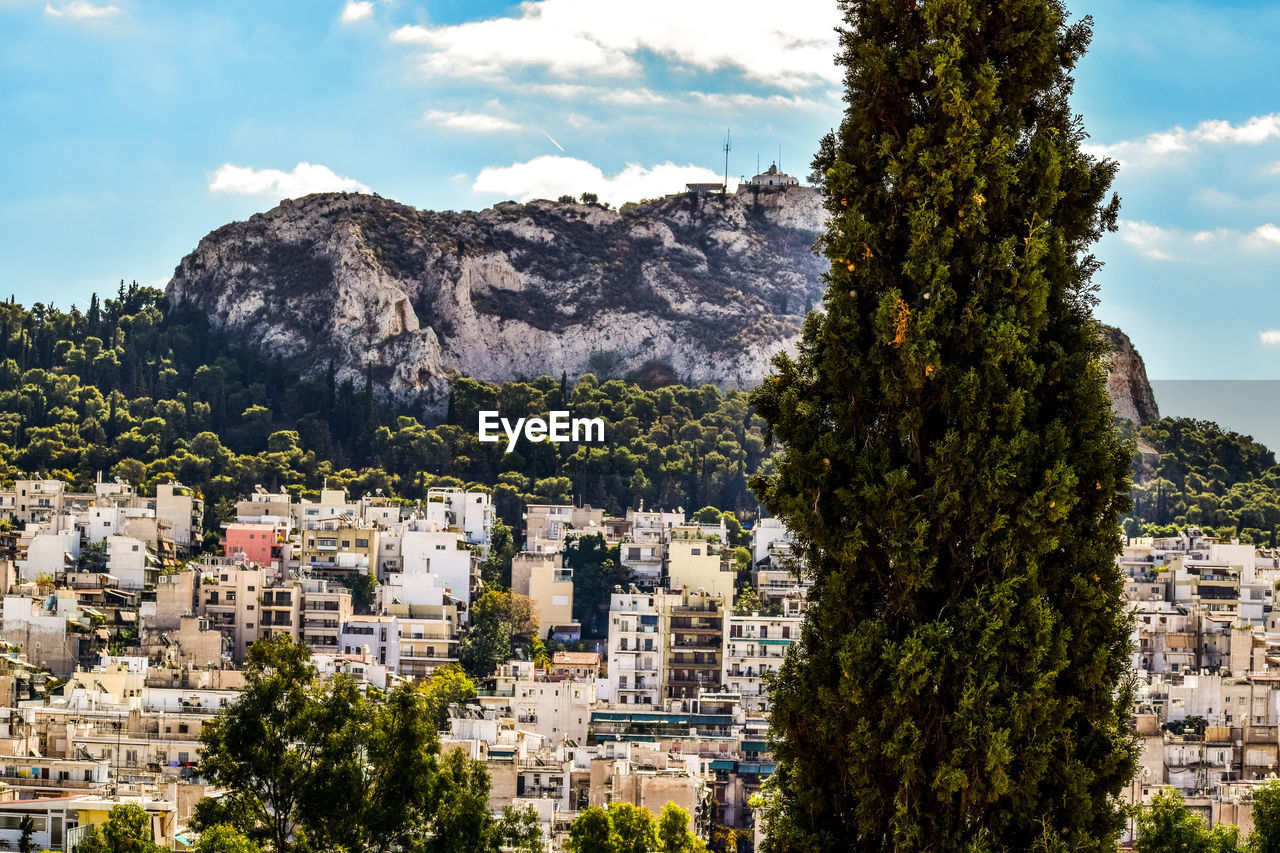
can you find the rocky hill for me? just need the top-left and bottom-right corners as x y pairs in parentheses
(167, 188), (826, 412)
(166, 188), (1158, 423)
(1104, 327), (1160, 425)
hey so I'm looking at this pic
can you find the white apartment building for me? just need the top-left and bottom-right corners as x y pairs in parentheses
(751, 518), (792, 565)
(477, 660), (597, 743)
(339, 606), (459, 679)
(426, 488), (495, 549)
(606, 589), (664, 706)
(620, 541), (664, 584)
(722, 611), (801, 716)
(106, 534), (154, 591)
(153, 483), (202, 551)
(399, 523), (477, 618)
(525, 505), (573, 549)
(294, 488), (360, 529)
(18, 529), (79, 582)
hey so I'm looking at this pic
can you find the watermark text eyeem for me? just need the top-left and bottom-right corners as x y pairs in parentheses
(478, 410), (605, 453)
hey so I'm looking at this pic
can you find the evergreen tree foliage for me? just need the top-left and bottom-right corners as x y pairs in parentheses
(563, 533), (627, 639)
(496, 806), (545, 853)
(419, 663), (479, 731)
(459, 589), (539, 678)
(566, 807), (614, 853)
(656, 803), (705, 853)
(0, 286), (771, 527)
(1124, 417), (1280, 543)
(608, 803), (658, 853)
(17, 816), (33, 853)
(481, 519), (518, 589)
(750, 1), (1137, 849)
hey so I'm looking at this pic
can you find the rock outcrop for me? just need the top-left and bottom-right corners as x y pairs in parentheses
(167, 188), (827, 413)
(166, 188), (1158, 423)
(1104, 327), (1160, 425)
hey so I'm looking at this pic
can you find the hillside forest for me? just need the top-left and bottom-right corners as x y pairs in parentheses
(0, 284), (1272, 544)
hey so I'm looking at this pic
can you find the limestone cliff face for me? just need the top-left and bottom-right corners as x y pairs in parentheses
(1104, 327), (1160, 425)
(166, 188), (827, 412)
(166, 188), (1157, 423)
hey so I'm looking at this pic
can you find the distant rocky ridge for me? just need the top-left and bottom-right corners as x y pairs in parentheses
(166, 189), (1158, 424)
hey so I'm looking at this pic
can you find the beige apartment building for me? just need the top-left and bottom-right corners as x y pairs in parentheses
(523, 504), (605, 550)
(665, 590), (725, 701)
(665, 526), (734, 600)
(300, 579), (352, 652)
(511, 551), (574, 635)
(197, 563), (268, 662)
(298, 518), (380, 580)
(195, 562), (352, 662)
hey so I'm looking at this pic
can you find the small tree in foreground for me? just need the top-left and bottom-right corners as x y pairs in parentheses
(1135, 787), (1243, 853)
(195, 635), (505, 852)
(564, 802), (702, 853)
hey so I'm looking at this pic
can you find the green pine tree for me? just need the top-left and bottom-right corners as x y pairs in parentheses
(750, 1), (1137, 850)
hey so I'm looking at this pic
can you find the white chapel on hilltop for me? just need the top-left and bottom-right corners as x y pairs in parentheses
(745, 163), (799, 187)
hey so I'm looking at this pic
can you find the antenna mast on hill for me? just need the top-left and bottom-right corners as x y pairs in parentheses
(723, 130), (732, 195)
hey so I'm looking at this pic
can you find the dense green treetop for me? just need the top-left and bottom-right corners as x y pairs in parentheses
(1125, 416), (1280, 544)
(1135, 787), (1243, 853)
(195, 634), (539, 853)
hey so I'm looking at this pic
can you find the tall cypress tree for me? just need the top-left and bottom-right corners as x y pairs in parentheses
(751, 2), (1136, 850)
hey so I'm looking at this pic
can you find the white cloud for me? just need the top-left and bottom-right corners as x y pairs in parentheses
(340, 1), (373, 23)
(44, 2), (121, 19)
(1248, 223), (1280, 247)
(208, 162), (370, 198)
(473, 155), (737, 206)
(1118, 220), (1177, 260)
(423, 110), (521, 133)
(1085, 113), (1280, 169)
(1261, 330), (1280, 345)
(1116, 219), (1280, 261)
(686, 91), (825, 110)
(598, 88), (670, 106)
(388, 0), (839, 90)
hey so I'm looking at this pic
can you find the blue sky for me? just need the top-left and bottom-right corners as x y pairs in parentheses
(3, 0), (1280, 384)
